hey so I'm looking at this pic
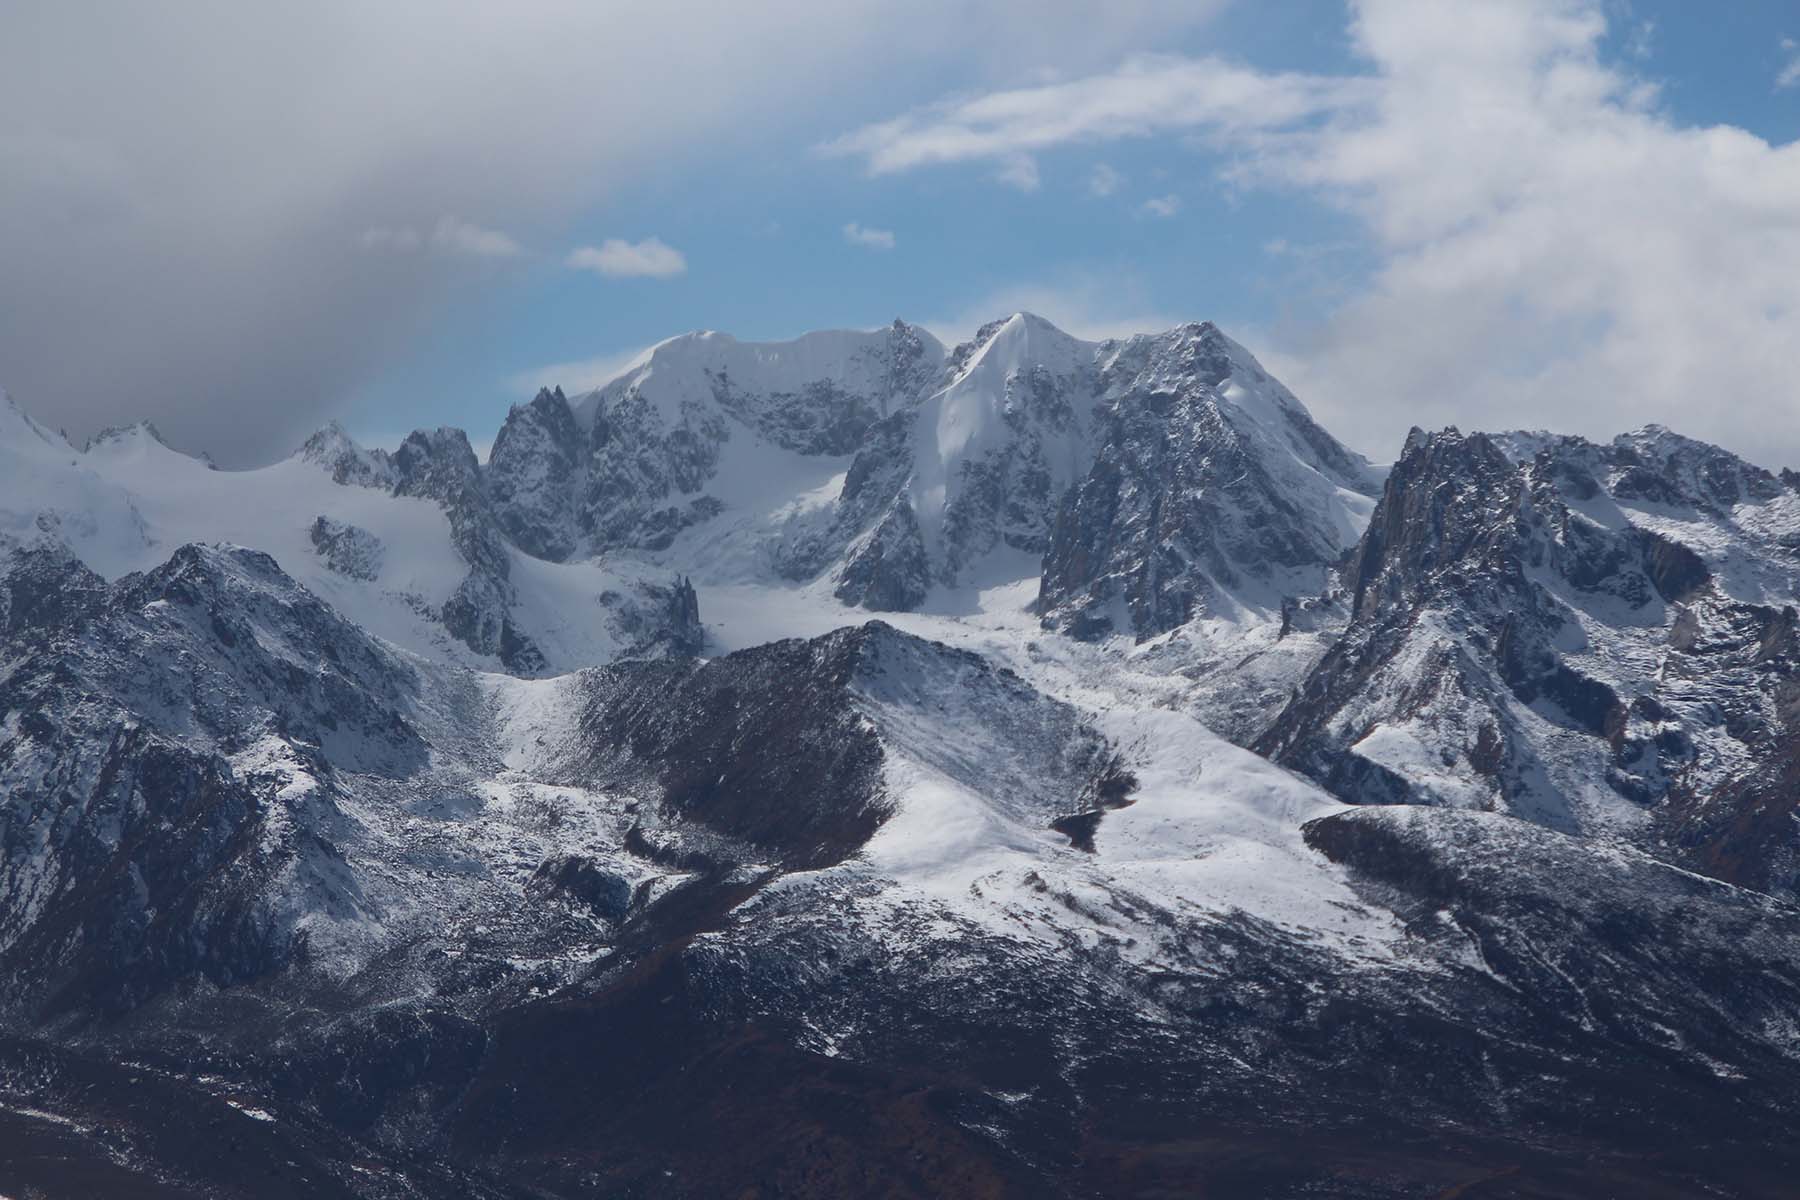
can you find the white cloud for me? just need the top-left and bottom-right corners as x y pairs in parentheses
(1779, 37), (1800, 90)
(996, 154), (1042, 191)
(1257, 0), (1800, 466)
(843, 222), (896, 250)
(821, 53), (1366, 176)
(428, 216), (521, 258)
(1088, 162), (1125, 196)
(360, 217), (519, 258)
(1140, 193), (1180, 217)
(566, 238), (687, 279)
(835, 0), (1800, 468)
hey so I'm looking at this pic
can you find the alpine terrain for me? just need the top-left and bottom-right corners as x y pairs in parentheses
(5, 314), (1800, 1198)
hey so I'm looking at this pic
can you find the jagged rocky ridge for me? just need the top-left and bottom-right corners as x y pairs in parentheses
(1259, 423), (1800, 894)
(299, 423), (702, 672)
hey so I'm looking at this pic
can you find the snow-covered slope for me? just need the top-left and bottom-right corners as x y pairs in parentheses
(0, 400), (697, 676)
(0, 393), (151, 572)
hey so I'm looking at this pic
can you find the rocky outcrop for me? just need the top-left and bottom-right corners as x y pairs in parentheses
(299, 421), (396, 489)
(834, 497), (930, 610)
(1261, 424), (1800, 891)
(384, 427), (544, 672)
(550, 621), (1114, 870)
(308, 515), (383, 581)
(486, 386), (585, 561)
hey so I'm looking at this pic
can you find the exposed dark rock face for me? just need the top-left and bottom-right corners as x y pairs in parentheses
(308, 516), (383, 581)
(528, 855), (636, 922)
(661, 573), (704, 655)
(1260, 426), (1695, 822)
(1305, 805), (1800, 1078)
(774, 404), (921, 593)
(1039, 323), (1379, 641)
(561, 633), (891, 870)
(835, 497), (930, 610)
(393, 427), (546, 673)
(0, 540), (108, 635)
(485, 386), (584, 561)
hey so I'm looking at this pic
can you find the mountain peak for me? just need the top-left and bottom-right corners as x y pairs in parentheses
(299, 419), (358, 456)
(84, 419), (172, 454)
(952, 310), (1090, 386)
(300, 421), (395, 489)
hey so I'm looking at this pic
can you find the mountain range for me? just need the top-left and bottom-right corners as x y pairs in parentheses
(3, 313), (1800, 1197)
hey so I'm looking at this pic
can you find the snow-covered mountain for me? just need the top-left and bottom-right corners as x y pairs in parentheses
(6, 319), (1800, 1198)
(481, 313), (1378, 642)
(486, 320), (945, 567)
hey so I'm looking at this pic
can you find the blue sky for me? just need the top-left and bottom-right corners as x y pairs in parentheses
(4, 0), (1798, 466)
